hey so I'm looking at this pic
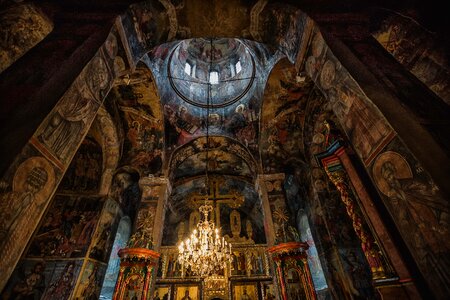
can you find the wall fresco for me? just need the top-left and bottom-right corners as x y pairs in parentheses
(304, 29), (394, 166)
(0, 3), (53, 73)
(110, 64), (164, 176)
(372, 14), (450, 104)
(170, 136), (256, 181)
(260, 58), (311, 173)
(257, 3), (307, 62)
(146, 38), (278, 159)
(89, 199), (122, 262)
(73, 260), (106, 300)
(370, 140), (450, 297)
(26, 195), (103, 258)
(1, 259), (83, 300)
(59, 137), (102, 193)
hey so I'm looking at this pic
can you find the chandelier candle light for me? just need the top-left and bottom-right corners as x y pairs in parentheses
(177, 204), (232, 277)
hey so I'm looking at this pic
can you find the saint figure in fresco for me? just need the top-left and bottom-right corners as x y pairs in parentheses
(181, 289), (192, 300)
(240, 287), (251, 300)
(44, 262), (75, 299)
(379, 160), (449, 251)
(8, 262), (46, 300)
(0, 165), (48, 245)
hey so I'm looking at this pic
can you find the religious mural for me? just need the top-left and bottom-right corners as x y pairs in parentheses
(89, 199), (122, 262)
(73, 260), (106, 300)
(110, 63), (164, 176)
(26, 195), (103, 258)
(0, 3), (53, 73)
(304, 29), (395, 166)
(59, 137), (102, 193)
(257, 3), (307, 63)
(260, 58), (311, 173)
(170, 136), (256, 181)
(372, 14), (450, 104)
(109, 170), (141, 221)
(370, 141), (450, 297)
(1, 259), (83, 300)
(146, 38), (279, 157)
(122, 1), (171, 67)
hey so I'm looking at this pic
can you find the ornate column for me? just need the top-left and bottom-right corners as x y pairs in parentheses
(112, 248), (160, 300)
(315, 141), (389, 280)
(258, 174), (317, 300)
(268, 242), (316, 300)
(137, 176), (171, 250)
(112, 176), (170, 299)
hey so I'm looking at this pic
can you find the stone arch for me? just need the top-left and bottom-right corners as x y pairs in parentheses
(89, 106), (121, 195)
(168, 135), (259, 182)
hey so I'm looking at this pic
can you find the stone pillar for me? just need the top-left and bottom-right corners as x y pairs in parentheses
(268, 242), (316, 300)
(255, 175), (276, 246)
(112, 248), (160, 300)
(112, 176), (170, 299)
(258, 174), (317, 300)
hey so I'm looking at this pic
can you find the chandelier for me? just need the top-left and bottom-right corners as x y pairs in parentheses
(178, 204), (232, 277)
(177, 38), (232, 277)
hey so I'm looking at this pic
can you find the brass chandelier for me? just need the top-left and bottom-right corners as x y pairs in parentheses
(177, 204), (232, 276)
(177, 39), (232, 277)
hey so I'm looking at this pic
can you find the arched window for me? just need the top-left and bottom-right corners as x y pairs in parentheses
(298, 212), (328, 292)
(184, 62), (192, 75)
(235, 60), (242, 74)
(99, 216), (131, 299)
(209, 71), (219, 84)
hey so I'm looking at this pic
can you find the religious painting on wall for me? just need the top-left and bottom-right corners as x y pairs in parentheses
(1, 259), (85, 300)
(261, 282), (276, 300)
(59, 137), (102, 193)
(153, 285), (171, 300)
(232, 282), (258, 300)
(26, 195), (103, 258)
(89, 199), (122, 262)
(170, 136), (256, 182)
(260, 58), (311, 173)
(258, 4), (306, 62)
(111, 63), (164, 176)
(370, 144), (450, 296)
(304, 29), (394, 166)
(174, 285), (199, 300)
(73, 260), (106, 300)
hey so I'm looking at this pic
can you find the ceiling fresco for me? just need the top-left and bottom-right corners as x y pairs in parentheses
(260, 58), (313, 173)
(108, 63), (164, 176)
(169, 136), (256, 182)
(146, 38), (281, 157)
(162, 176), (266, 246)
(168, 38), (255, 108)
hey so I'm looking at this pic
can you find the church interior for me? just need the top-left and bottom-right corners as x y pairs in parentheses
(0, 0), (449, 299)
